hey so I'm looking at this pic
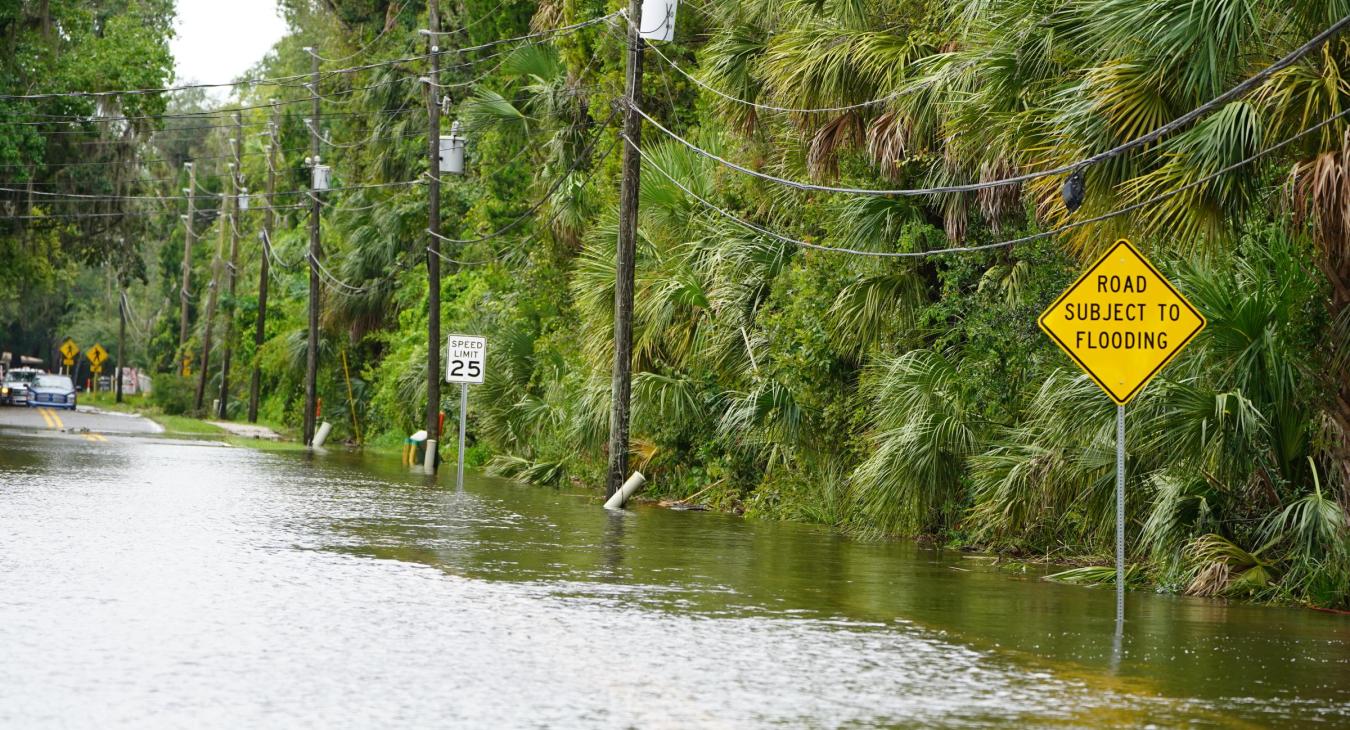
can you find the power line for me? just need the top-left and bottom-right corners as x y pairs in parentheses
(305, 250), (418, 296)
(119, 292), (149, 339)
(1, 118), (272, 134)
(626, 104), (1350, 258)
(310, 0), (414, 65)
(3, 203), (306, 221)
(426, 51), (518, 91)
(645, 37), (903, 115)
(280, 178), (425, 197)
(426, 128), (622, 266)
(1, 177), (423, 204)
(0, 41), (549, 120)
(0, 53), (433, 101)
(427, 108), (620, 245)
(260, 228), (297, 271)
(0, 173), (188, 187)
(0, 117), (426, 171)
(632, 13), (1350, 197)
(306, 104), (422, 149)
(421, 139), (534, 188)
(4, 101), (423, 127)
(422, 11), (619, 47)
(444, 0), (511, 37)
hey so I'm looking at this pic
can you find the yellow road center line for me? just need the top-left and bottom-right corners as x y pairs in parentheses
(37, 408), (54, 428)
(82, 434), (96, 442)
(94, 434), (107, 442)
(48, 409), (64, 429)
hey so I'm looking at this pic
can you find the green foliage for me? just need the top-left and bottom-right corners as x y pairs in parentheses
(150, 374), (197, 416)
(1044, 564), (1147, 588)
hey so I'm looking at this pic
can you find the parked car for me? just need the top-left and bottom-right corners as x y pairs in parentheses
(1, 368), (43, 406)
(26, 373), (77, 410)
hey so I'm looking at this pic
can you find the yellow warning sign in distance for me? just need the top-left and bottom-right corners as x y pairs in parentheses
(1038, 239), (1205, 405)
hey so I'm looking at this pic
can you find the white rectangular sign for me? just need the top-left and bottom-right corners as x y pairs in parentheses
(445, 334), (486, 384)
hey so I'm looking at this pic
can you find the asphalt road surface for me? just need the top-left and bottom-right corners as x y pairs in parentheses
(0, 403), (162, 441)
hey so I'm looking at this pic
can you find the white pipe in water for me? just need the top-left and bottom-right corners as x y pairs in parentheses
(312, 421), (333, 448)
(603, 472), (646, 510)
(423, 438), (438, 474)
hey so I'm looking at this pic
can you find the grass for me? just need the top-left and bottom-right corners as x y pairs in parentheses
(152, 413), (226, 435)
(72, 384), (482, 477)
(79, 391), (141, 414)
(225, 435), (309, 452)
(81, 391), (226, 437)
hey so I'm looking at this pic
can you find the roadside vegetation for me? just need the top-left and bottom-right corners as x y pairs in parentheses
(80, 391), (226, 436)
(2, 0), (1347, 607)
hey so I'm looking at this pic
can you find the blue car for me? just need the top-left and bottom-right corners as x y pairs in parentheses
(27, 374), (77, 410)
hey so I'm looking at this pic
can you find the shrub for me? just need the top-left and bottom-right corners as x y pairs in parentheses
(150, 373), (196, 415)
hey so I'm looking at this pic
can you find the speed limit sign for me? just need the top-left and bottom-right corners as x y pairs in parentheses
(445, 334), (486, 384)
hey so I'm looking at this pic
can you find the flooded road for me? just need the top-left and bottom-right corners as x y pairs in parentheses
(0, 427), (1346, 727)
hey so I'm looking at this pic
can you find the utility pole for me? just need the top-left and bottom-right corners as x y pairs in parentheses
(606, 0), (646, 498)
(249, 101), (279, 423)
(303, 48), (321, 446)
(424, 0), (442, 472)
(194, 145), (231, 413)
(178, 162), (197, 354)
(116, 291), (126, 404)
(218, 110), (244, 419)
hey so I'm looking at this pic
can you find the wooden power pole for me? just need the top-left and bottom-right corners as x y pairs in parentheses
(217, 110), (244, 419)
(425, 0), (442, 470)
(194, 132), (232, 413)
(304, 49), (321, 446)
(249, 101), (279, 423)
(606, 0), (646, 498)
(116, 291), (126, 404)
(178, 162), (197, 355)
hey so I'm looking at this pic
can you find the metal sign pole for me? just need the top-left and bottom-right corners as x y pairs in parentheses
(456, 382), (467, 490)
(444, 334), (484, 485)
(1116, 404), (1125, 622)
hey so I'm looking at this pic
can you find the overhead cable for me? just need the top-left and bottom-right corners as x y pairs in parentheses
(426, 108), (620, 245)
(309, 0), (413, 65)
(631, 13), (1350, 196)
(0, 57), (417, 100)
(4, 203), (305, 221)
(1, 41), (548, 115)
(260, 228), (297, 270)
(645, 40), (903, 115)
(425, 129), (620, 266)
(305, 250), (417, 296)
(4, 177), (422, 204)
(625, 104), (1350, 258)
(421, 11), (619, 47)
(3, 100), (421, 127)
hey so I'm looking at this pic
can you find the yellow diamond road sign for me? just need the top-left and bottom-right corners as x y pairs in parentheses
(86, 343), (108, 366)
(60, 338), (79, 360)
(1039, 239), (1205, 405)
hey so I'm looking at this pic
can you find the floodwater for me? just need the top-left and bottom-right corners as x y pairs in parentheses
(0, 430), (1346, 728)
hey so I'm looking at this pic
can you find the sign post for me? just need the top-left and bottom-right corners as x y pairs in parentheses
(444, 334), (486, 488)
(86, 344), (108, 394)
(59, 339), (79, 374)
(1038, 239), (1205, 626)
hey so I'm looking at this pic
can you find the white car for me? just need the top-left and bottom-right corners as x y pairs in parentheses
(1, 368), (43, 406)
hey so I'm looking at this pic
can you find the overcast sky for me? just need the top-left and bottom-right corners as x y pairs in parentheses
(170, 0), (289, 94)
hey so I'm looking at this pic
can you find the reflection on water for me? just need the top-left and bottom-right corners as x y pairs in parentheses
(0, 434), (1346, 728)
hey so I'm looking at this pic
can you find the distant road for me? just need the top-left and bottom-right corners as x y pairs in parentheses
(0, 404), (162, 439)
